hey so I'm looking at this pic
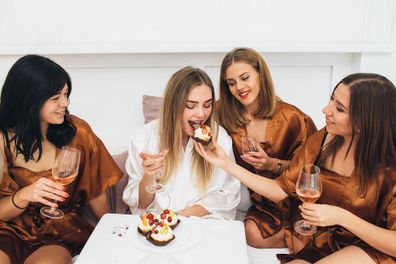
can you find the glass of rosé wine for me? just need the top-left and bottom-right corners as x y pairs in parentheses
(294, 164), (322, 236)
(40, 146), (81, 219)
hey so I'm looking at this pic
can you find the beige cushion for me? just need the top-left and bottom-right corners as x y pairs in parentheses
(142, 95), (162, 124)
(107, 151), (130, 214)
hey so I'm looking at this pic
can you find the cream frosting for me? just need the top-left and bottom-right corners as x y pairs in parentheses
(150, 223), (174, 242)
(138, 213), (156, 233)
(160, 209), (179, 226)
(194, 124), (212, 142)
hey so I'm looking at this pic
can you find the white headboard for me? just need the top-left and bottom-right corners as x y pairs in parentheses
(0, 0), (395, 153)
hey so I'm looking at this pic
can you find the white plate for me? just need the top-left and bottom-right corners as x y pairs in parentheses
(126, 217), (203, 253)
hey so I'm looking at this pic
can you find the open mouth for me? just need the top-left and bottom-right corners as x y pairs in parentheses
(188, 120), (202, 130)
(239, 90), (250, 99)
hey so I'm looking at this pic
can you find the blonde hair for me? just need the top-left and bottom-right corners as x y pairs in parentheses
(158, 67), (217, 193)
(217, 47), (278, 133)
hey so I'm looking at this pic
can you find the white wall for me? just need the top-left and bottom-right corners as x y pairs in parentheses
(0, 0), (395, 154)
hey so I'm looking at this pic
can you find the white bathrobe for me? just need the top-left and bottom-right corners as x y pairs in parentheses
(122, 119), (241, 220)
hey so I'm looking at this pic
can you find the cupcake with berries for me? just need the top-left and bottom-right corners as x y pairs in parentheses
(159, 209), (180, 229)
(191, 123), (212, 145)
(146, 222), (175, 246)
(137, 212), (158, 236)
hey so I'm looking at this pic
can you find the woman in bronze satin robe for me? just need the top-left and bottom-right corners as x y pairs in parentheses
(0, 55), (123, 264)
(216, 47), (317, 247)
(196, 73), (396, 263)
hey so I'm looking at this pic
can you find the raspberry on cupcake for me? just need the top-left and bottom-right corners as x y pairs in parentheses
(159, 209), (180, 229)
(137, 212), (158, 235)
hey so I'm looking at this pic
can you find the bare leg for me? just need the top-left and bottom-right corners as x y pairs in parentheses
(286, 260), (310, 264)
(25, 245), (72, 264)
(244, 219), (286, 248)
(315, 246), (376, 264)
(0, 250), (11, 264)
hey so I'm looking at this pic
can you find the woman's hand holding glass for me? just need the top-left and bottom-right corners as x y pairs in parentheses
(294, 164), (322, 236)
(140, 150), (168, 194)
(40, 146), (81, 219)
(21, 178), (68, 209)
(299, 202), (347, 228)
(240, 136), (275, 171)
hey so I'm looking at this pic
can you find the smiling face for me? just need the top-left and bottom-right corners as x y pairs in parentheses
(225, 62), (261, 112)
(181, 84), (213, 139)
(322, 83), (353, 138)
(40, 84), (69, 128)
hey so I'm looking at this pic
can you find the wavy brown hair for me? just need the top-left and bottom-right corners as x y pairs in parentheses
(318, 73), (396, 197)
(217, 47), (278, 133)
(158, 67), (217, 193)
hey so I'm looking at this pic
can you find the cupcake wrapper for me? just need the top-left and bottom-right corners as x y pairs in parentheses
(192, 136), (211, 145)
(146, 233), (176, 246)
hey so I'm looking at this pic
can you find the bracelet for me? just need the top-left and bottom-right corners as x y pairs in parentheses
(11, 191), (27, 210)
(273, 158), (282, 174)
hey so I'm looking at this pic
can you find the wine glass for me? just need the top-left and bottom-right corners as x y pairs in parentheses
(241, 135), (259, 173)
(294, 164), (322, 236)
(145, 164), (165, 194)
(40, 146), (81, 219)
(142, 145), (165, 194)
(241, 136), (259, 155)
(143, 153), (166, 215)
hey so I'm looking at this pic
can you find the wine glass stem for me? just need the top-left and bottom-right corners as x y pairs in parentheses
(50, 199), (58, 212)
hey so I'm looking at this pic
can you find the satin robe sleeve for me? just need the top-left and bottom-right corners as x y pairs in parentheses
(275, 128), (326, 199)
(68, 116), (124, 201)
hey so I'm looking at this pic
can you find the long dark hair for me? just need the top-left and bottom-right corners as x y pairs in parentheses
(0, 55), (76, 161)
(318, 73), (396, 197)
(217, 47), (277, 133)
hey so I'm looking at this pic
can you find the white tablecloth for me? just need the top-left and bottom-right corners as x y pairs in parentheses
(76, 213), (249, 264)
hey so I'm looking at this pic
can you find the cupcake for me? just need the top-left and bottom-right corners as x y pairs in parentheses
(192, 124), (212, 145)
(159, 209), (181, 229)
(137, 212), (158, 235)
(146, 222), (175, 246)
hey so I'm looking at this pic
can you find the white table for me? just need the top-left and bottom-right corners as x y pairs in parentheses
(76, 213), (249, 264)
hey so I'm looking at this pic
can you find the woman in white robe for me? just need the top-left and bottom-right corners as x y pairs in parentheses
(123, 67), (240, 219)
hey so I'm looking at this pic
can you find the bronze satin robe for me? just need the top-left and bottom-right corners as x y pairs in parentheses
(231, 101), (317, 238)
(275, 128), (396, 263)
(0, 116), (123, 264)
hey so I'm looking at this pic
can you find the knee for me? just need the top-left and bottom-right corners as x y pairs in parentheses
(0, 250), (11, 264)
(244, 220), (264, 248)
(24, 245), (72, 264)
(25, 257), (72, 264)
(244, 220), (286, 248)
